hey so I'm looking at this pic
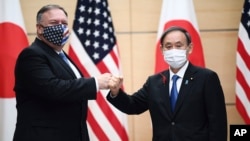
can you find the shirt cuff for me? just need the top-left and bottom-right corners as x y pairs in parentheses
(94, 77), (99, 92)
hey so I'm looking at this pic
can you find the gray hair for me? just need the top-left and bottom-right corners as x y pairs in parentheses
(36, 4), (68, 24)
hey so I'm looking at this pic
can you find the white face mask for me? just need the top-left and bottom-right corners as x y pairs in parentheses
(163, 49), (187, 69)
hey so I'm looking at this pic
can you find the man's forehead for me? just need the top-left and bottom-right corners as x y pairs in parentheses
(164, 32), (186, 40)
(42, 9), (66, 18)
(41, 9), (67, 22)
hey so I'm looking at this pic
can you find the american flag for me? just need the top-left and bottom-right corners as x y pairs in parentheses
(236, 0), (250, 124)
(68, 0), (129, 140)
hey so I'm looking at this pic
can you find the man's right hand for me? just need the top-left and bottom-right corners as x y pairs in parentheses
(97, 73), (112, 89)
(108, 76), (123, 97)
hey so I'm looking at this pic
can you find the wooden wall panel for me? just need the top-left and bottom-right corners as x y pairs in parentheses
(133, 111), (152, 141)
(227, 105), (245, 124)
(131, 33), (155, 89)
(109, 0), (131, 32)
(194, 0), (244, 29)
(27, 35), (36, 45)
(20, 0), (76, 33)
(116, 34), (133, 92)
(201, 31), (238, 103)
(131, 0), (161, 31)
(128, 33), (157, 141)
(18, 0), (246, 141)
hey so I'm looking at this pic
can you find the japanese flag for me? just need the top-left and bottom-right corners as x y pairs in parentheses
(0, 0), (29, 140)
(155, 0), (205, 73)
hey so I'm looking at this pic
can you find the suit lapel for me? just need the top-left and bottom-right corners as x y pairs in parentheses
(35, 39), (79, 78)
(159, 71), (174, 118)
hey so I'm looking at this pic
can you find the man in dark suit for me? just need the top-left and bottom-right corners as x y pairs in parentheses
(13, 4), (112, 141)
(107, 26), (227, 141)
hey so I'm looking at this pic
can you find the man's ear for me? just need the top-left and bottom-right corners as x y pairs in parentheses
(36, 24), (43, 34)
(188, 43), (193, 54)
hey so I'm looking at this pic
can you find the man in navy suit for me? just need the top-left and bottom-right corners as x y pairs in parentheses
(13, 4), (112, 141)
(107, 26), (227, 141)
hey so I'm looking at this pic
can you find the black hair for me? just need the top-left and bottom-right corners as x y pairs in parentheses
(36, 4), (68, 24)
(160, 26), (192, 46)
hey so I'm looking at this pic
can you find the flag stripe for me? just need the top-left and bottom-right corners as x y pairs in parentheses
(70, 44), (123, 140)
(68, 0), (128, 140)
(96, 60), (110, 74)
(236, 97), (250, 123)
(72, 44), (128, 140)
(68, 46), (89, 76)
(69, 36), (114, 139)
(236, 67), (250, 101)
(236, 0), (250, 124)
(87, 109), (109, 140)
(96, 92), (128, 141)
(103, 49), (120, 75)
(238, 24), (250, 55)
(109, 48), (119, 69)
(88, 93), (121, 141)
(236, 81), (250, 118)
(69, 44), (119, 141)
(237, 44), (250, 88)
(86, 122), (99, 141)
(237, 39), (250, 70)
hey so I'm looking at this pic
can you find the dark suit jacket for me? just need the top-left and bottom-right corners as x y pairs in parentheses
(107, 63), (227, 141)
(13, 38), (96, 141)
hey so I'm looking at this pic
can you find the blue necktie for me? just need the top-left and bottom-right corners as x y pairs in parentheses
(170, 75), (179, 112)
(58, 52), (69, 65)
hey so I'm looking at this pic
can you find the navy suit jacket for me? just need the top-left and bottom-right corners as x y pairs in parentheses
(13, 38), (96, 141)
(107, 63), (227, 141)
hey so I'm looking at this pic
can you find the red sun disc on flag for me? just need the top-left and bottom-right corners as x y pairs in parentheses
(0, 22), (28, 98)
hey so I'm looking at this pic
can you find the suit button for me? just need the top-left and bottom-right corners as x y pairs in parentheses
(171, 122), (175, 125)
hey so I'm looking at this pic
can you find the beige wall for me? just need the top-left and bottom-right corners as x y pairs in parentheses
(20, 0), (245, 140)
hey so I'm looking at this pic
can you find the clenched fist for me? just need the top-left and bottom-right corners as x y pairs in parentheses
(108, 75), (123, 97)
(97, 73), (112, 89)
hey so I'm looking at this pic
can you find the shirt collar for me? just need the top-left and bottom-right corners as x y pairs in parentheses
(55, 50), (64, 55)
(169, 61), (189, 79)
